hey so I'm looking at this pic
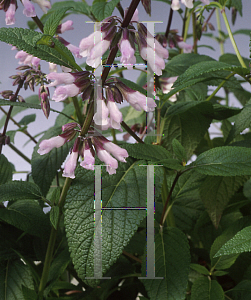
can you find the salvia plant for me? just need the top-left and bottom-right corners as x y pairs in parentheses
(1, 0), (251, 299)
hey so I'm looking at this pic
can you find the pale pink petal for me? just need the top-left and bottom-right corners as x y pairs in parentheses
(63, 151), (78, 179)
(37, 136), (65, 155)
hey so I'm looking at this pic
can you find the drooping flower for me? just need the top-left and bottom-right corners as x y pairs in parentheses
(80, 142), (95, 171)
(37, 136), (66, 155)
(93, 98), (109, 127)
(5, 2), (16, 25)
(57, 20), (74, 34)
(52, 84), (80, 102)
(171, 0), (209, 10)
(31, 0), (51, 13)
(46, 72), (75, 87)
(119, 29), (136, 69)
(22, 0), (36, 17)
(159, 77), (178, 102)
(177, 41), (193, 53)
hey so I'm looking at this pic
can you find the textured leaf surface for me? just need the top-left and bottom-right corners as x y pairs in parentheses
(213, 104), (241, 120)
(174, 61), (249, 88)
(0, 260), (34, 300)
(227, 280), (251, 300)
(124, 143), (171, 162)
(210, 217), (251, 269)
(92, 0), (121, 21)
(162, 102), (213, 158)
(0, 154), (12, 185)
(172, 139), (187, 163)
(190, 277), (224, 300)
(0, 200), (50, 238)
(194, 146), (251, 176)
(200, 176), (249, 227)
(170, 170), (205, 232)
(0, 181), (42, 203)
(215, 226), (251, 257)
(226, 99), (251, 144)
(64, 160), (163, 285)
(44, 7), (71, 36)
(31, 126), (74, 196)
(50, 0), (90, 15)
(19, 114), (36, 126)
(0, 28), (75, 68)
(141, 227), (190, 300)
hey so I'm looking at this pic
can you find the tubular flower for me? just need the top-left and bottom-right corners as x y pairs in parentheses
(171, 0), (209, 10)
(119, 28), (136, 69)
(159, 77), (178, 102)
(37, 136), (66, 155)
(31, 0), (51, 13)
(52, 84), (80, 102)
(57, 20), (74, 34)
(62, 138), (80, 179)
(5, 1), (16, 25)
(22, 0), (36, 17)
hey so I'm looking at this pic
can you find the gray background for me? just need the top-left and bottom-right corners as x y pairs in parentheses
(0, 0), (250, 179)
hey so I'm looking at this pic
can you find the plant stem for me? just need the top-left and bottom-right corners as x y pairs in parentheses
(216, 8), (224, 55)
(80, 101), (94, 137)
(70, 96), (83, 126)
(0, 107), (37, 144)
(0, 79), (24, 154)
(121, 121), (144, 143)
(221, 8), (247, 68)
(8, 143), (31, 164)
(165, 6), (173, 38)
(160, 172), (180, 227)
(116, 2), (124, 18)
(32, 16), (44, 32)
(182, 8), (190, 42)
(192, 12), (197, 54)
(205, 73), (235, 102)
(38, 177), (72, 299)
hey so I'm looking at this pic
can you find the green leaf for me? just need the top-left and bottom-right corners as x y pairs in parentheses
(213, 104), (241, 120)
(31, 126), (75, 197)
(0, 260), (34, 300)
(22, 286), (37, 300)
(219, 53), (249, 68)
(190, 264), (210, 275)
(0, 154), (12, 185)
(169, 170), (205, 232)
(92, 0), (121, 21)
(0, 181), (43, 203)
(0, 28), (75, 69)
(64, 160), (163, 286)
(162, 102), (213, 158)
(190, 277), (224, 300)
(164, 53), (214, 77)
(50, 0), (91, 16)
(159, 158), (185, 171)
(141, 227), (190, 300)
(199, 176), (249, 228)
(210, 217), (251, 270)
(43, 7), (71, 36)
(226, 0), (242, 16)
(50, 206), (60, 229)
(194, 146), (251, 176)
(124, 143), (172, 162)
(0, 200), (50, 238)
(225, 99), (251, 144)
(18, 114), (36, 126)
(172, 138), (187, 164)
(215, 226), (251, 257)
(44, 248), (71, 296)
(227, 280), (251, 300)
(173, 61), (249, 88)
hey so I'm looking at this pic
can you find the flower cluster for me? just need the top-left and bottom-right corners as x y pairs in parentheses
(1, 0), (51, 25)
(37, 122), (129, 177)
(79, 10), (169, 75)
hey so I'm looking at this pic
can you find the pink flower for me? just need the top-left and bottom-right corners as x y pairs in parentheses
(93, 99), (109, 126)
(119, 39), (136, 69)
(52, 84), (80, 102)
(140, 47), (165, 76)
(159, 77), (178, 102)
(80, 148), (95, 170)
(177, 41), (193, 53)
(63, 151), (78, 179)
(79, 31), (102, 58)
(107, 101), (123, 130)
(37, 136), (66, 155)
(102, 142), (128, 163)
(86, 39), (111, 67)
(96, 149), (118, 175)
(46, 72), (75, 87)
(57, 20), (74, 34)
(22, 0), (36, 17)
(31, 0), (51, 13)
(5, 3), (16, 25)
(171, 0), (193, 10)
